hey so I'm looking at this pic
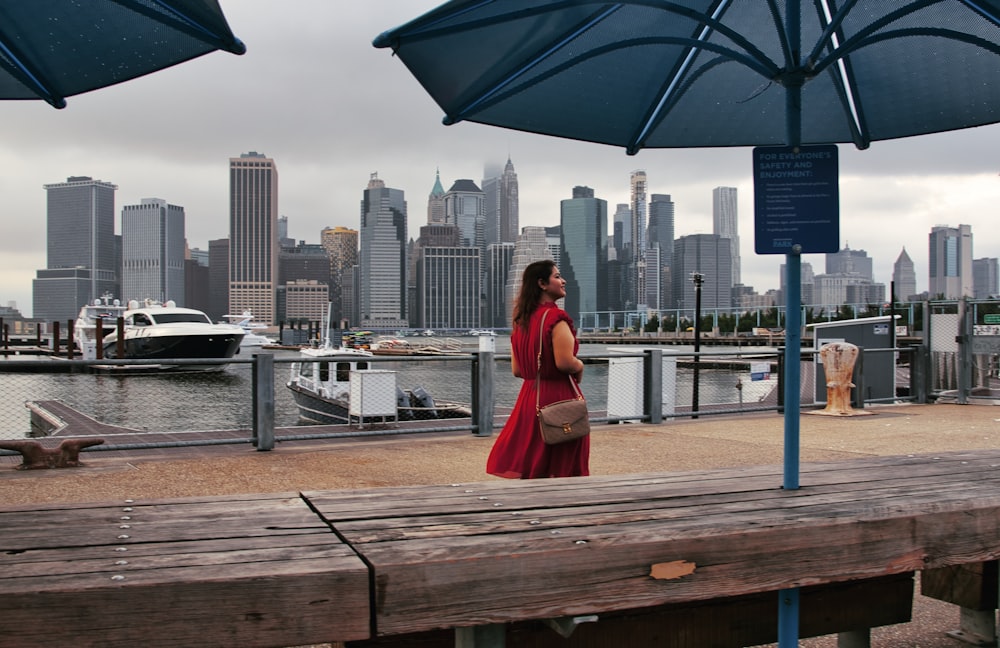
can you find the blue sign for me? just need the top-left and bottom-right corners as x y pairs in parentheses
(753, 145), (839, 254)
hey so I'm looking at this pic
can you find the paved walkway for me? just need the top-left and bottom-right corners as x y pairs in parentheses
(3, 401), (999, 646)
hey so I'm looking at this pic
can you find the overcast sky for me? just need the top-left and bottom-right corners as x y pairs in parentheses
(3, 1), (999, 318)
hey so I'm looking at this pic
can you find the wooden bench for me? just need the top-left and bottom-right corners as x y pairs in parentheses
(0, 494), (370, 647)
(3, 450), (1000, 647)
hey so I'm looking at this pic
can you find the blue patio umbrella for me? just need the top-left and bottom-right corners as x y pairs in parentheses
(0, 0), (245, 109)
(374, 1), (1000, 151)
(375, 2), (1000, 645)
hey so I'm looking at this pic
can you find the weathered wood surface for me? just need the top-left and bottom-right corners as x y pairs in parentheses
(923, 560), (999, 610)
(0, 493), (370, 648)
(344, 573), (914, 647)
(307, 450), (1000, 637)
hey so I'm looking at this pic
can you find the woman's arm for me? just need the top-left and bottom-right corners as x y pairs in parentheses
(511, 352), (521, 378)
(551, 320), (584, 379)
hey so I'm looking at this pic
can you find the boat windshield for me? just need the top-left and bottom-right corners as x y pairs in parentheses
(149, 313), (213, 325)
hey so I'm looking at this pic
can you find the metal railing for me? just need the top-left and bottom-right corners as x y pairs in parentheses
(0, 344), (924, 453)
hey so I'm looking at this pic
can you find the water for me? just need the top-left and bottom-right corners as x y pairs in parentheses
(0, 338), (780, 440)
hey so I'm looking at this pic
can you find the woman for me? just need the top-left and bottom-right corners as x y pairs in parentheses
(487, 260), (589, 479)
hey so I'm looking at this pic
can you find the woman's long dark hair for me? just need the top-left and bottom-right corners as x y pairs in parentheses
(512, 259), (556, 330)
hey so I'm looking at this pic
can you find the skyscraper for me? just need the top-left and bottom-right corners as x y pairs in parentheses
(229, 152), (279, 324)
(973, 258), (999, 299)
(505, 226), (555, 318)
(892, 248), (917, 302)
(486, 242), (515, 328)
(482, 157), (519, 245)
(33, 176), (119, 322)
(712, 187), (740, 286)
(928, 224), (973, 299)
(443, 179), (485, 249)
(672, 234), (733, 311)
(647, 193), (675, 310)
(560, 186), (608, 324)
(320, 226), (358, 327)
(416, 247), (481, 329)
(427, 169), (446, 225)
(359, 173), (408, 328)
(121, 198), (186, 305)
(629, 170), (648, 309)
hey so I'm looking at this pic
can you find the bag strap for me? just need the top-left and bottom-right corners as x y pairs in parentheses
(534, 308), (584, 416)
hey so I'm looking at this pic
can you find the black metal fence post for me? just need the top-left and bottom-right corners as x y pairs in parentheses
(645, 349), (663, 424)
(253, 353), (275, 451)
(474, 340), (495, 437)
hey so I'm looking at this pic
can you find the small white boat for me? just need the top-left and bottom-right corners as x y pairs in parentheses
(286, 339), (470, 425)
(100, 300), (244, 371)
(223, 310), (273, 348)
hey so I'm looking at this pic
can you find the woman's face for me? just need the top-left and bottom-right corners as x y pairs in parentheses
(539, 266), (567, 301)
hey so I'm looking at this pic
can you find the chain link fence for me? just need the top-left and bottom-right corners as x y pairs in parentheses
(0, 344), (917, 445)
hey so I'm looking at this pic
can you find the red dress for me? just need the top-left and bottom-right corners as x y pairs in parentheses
(487, 302), (590, 479)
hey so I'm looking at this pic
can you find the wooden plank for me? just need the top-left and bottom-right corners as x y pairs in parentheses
(304, 450), (1000, 636)
(345, 574), (914, 648)
(922, 560), (999, 610)
(0, 494), (371, 647)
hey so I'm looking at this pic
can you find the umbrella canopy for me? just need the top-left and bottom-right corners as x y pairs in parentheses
(0, 0), (245, 109)
(374, 0), (1000, 152)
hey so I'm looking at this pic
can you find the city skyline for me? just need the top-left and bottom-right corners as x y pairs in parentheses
(3, 1), (999, 316)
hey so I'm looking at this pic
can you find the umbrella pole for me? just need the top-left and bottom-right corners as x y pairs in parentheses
(779, 249), (802, 647)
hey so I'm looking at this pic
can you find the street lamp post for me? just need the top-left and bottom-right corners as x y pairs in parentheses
(691, 272), (704, 418)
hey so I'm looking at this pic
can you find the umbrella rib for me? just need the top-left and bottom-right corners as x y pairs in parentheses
(809, 0), (870, 150)
(957, 0), (1000, 26)
(0, 26), (65, 108)
(629, 0), (786, 151)
(455, 36), (776, 127)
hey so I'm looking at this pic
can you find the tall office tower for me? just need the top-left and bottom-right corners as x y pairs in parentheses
(612, 203), (631, 256)
(427, 169), (446, 224)
(825, 245), (874, 280)
(360, 172), (408, 328)
(647, 193), (675, 310)
(973, 258), (999, 299)
(416, 247), (481, 329)
(207, 238), (229, 323)
(892, 248), (918, 302)
(184, 254), (210, 316)
(505, 226), (556, 318)
(629, 170), (648, 309)
(929, 224), (973, 299)
(229, 152), (279, 324)
(443, 179), (485, 249)
(672, 234), (733, 311)
(277, 241), (337, 322)
(121, 198), (185, 305)
(486, 242), (515, 328)
(320, 226), (359, 326)
(284, 279), (329, 324)
(545, 226), (563, 268)
(277, 215), (294, 248)
(482, 157), (519, 245)
(33, 176), (119, 323)
(560, 186), (608, 324)
(712, 187), (740, 285)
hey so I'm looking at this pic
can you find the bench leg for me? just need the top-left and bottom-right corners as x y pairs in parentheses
(945, 607), (997, 646)
(455, 624), (505, 648)
(837, 629), (871, 648)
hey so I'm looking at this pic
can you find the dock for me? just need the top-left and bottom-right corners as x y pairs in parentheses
(2, 449), (1000, 647)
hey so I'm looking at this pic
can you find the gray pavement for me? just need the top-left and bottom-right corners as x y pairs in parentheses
(3, 401), (999, 646)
